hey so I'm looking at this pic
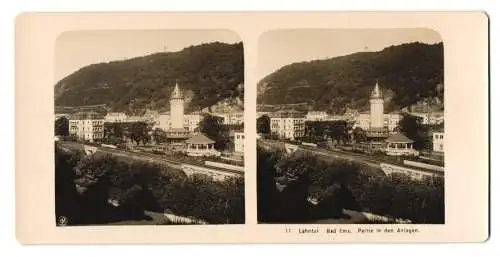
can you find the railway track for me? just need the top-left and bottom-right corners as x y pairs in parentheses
(58, 141), (243, 174)
(259, 140), (382, 169)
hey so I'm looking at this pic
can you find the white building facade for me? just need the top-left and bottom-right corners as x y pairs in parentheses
(270, 111), (305, 140)
(69, 112), (105, 142)
(432, 131), (444, 153)
(305, 111), (329, 121)
(213, 112), (244, 125)
(184, 113), (202, 132)
(233, 131), (245, 153)
(104, 112), (127, 123)
(355, 113), (402, 132)
(155, 112), (202, 132)
(409, 112), (444, 125)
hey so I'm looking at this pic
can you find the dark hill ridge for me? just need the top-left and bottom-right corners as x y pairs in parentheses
(257, 42), (444, 114)
(55, 42), (244, 114)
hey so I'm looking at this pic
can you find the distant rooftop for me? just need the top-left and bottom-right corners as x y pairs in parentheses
(269, 110), (305, 118)
(70, 111), (105, 120)
(307, 111), (327, 115)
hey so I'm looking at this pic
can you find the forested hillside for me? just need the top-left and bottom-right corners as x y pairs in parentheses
(55, 42), (244, 114)
(257, 42), (444, 114)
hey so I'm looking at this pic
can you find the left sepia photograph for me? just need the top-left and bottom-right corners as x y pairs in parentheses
(54, 30), (245, 226)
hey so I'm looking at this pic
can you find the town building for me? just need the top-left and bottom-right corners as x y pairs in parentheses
(125, 115), (146, 123)
(155, 112), (171, 131)
(185, 133), (220, 157)
(355, 112), (402, 132)
(305, 111), (329, 121)
(69, 111), (105, 142)
(269, 110), (305, 140)
(328, 115), (346, 121)
(355, 113), (371, 130)
(385, 113), (403, 131)
(407, 112), (444, 125)
(233, 130), (245, 153)
(104, 112), (127, 123)
(228, 112), (244, 125)
(212, 112), (244, 125)
(432, 131), (444, 153)
(184, 112), (203, 132)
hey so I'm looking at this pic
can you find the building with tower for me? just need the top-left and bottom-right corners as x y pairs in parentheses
(165, 81), (191, 151)
(160, 81), (220, 157)
(352, 81), (417, 155)
(365, 81), (390, 139)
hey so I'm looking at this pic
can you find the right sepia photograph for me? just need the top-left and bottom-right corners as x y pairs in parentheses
(256, 29), (445, 224)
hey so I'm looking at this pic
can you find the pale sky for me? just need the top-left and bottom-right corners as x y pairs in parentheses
(257, 28), (442, 79)
(55, 30), (241, 83)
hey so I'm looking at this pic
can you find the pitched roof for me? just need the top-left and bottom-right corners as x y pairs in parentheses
(185, 133), (215, 144)
(370, 81), (383, 99)
(171, 81), (183, 99)
(385, 133), (414, 143)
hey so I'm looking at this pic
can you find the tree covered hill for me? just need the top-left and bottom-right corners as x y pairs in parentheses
(257, 42), (444, 114)
(55, 42), (244, 114)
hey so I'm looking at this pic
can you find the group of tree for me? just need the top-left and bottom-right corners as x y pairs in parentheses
(257, 146), (444, 224)
(257, 42), (444, 114)
(301, 120), (351, 144)
(256, 115), (271, 134)
(396, 113), (433, 150)
(351, 127), (367, 143)
(54, 42), (244, 114)
(151, 128), (168, 144)
(199, 114), (232, 150)
(103, 121), (151, 145)
(55, 117), (69, 136)
(55, 143), (245, 225)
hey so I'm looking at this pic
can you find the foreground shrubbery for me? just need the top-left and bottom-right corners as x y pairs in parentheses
(257, 146), (444, 224)
(55, 144), (245, 225)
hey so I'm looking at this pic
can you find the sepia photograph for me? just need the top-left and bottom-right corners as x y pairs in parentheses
(53, 30), (245, 226)
(15, 12), (488, 244)
(256, 29), (445, 224)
